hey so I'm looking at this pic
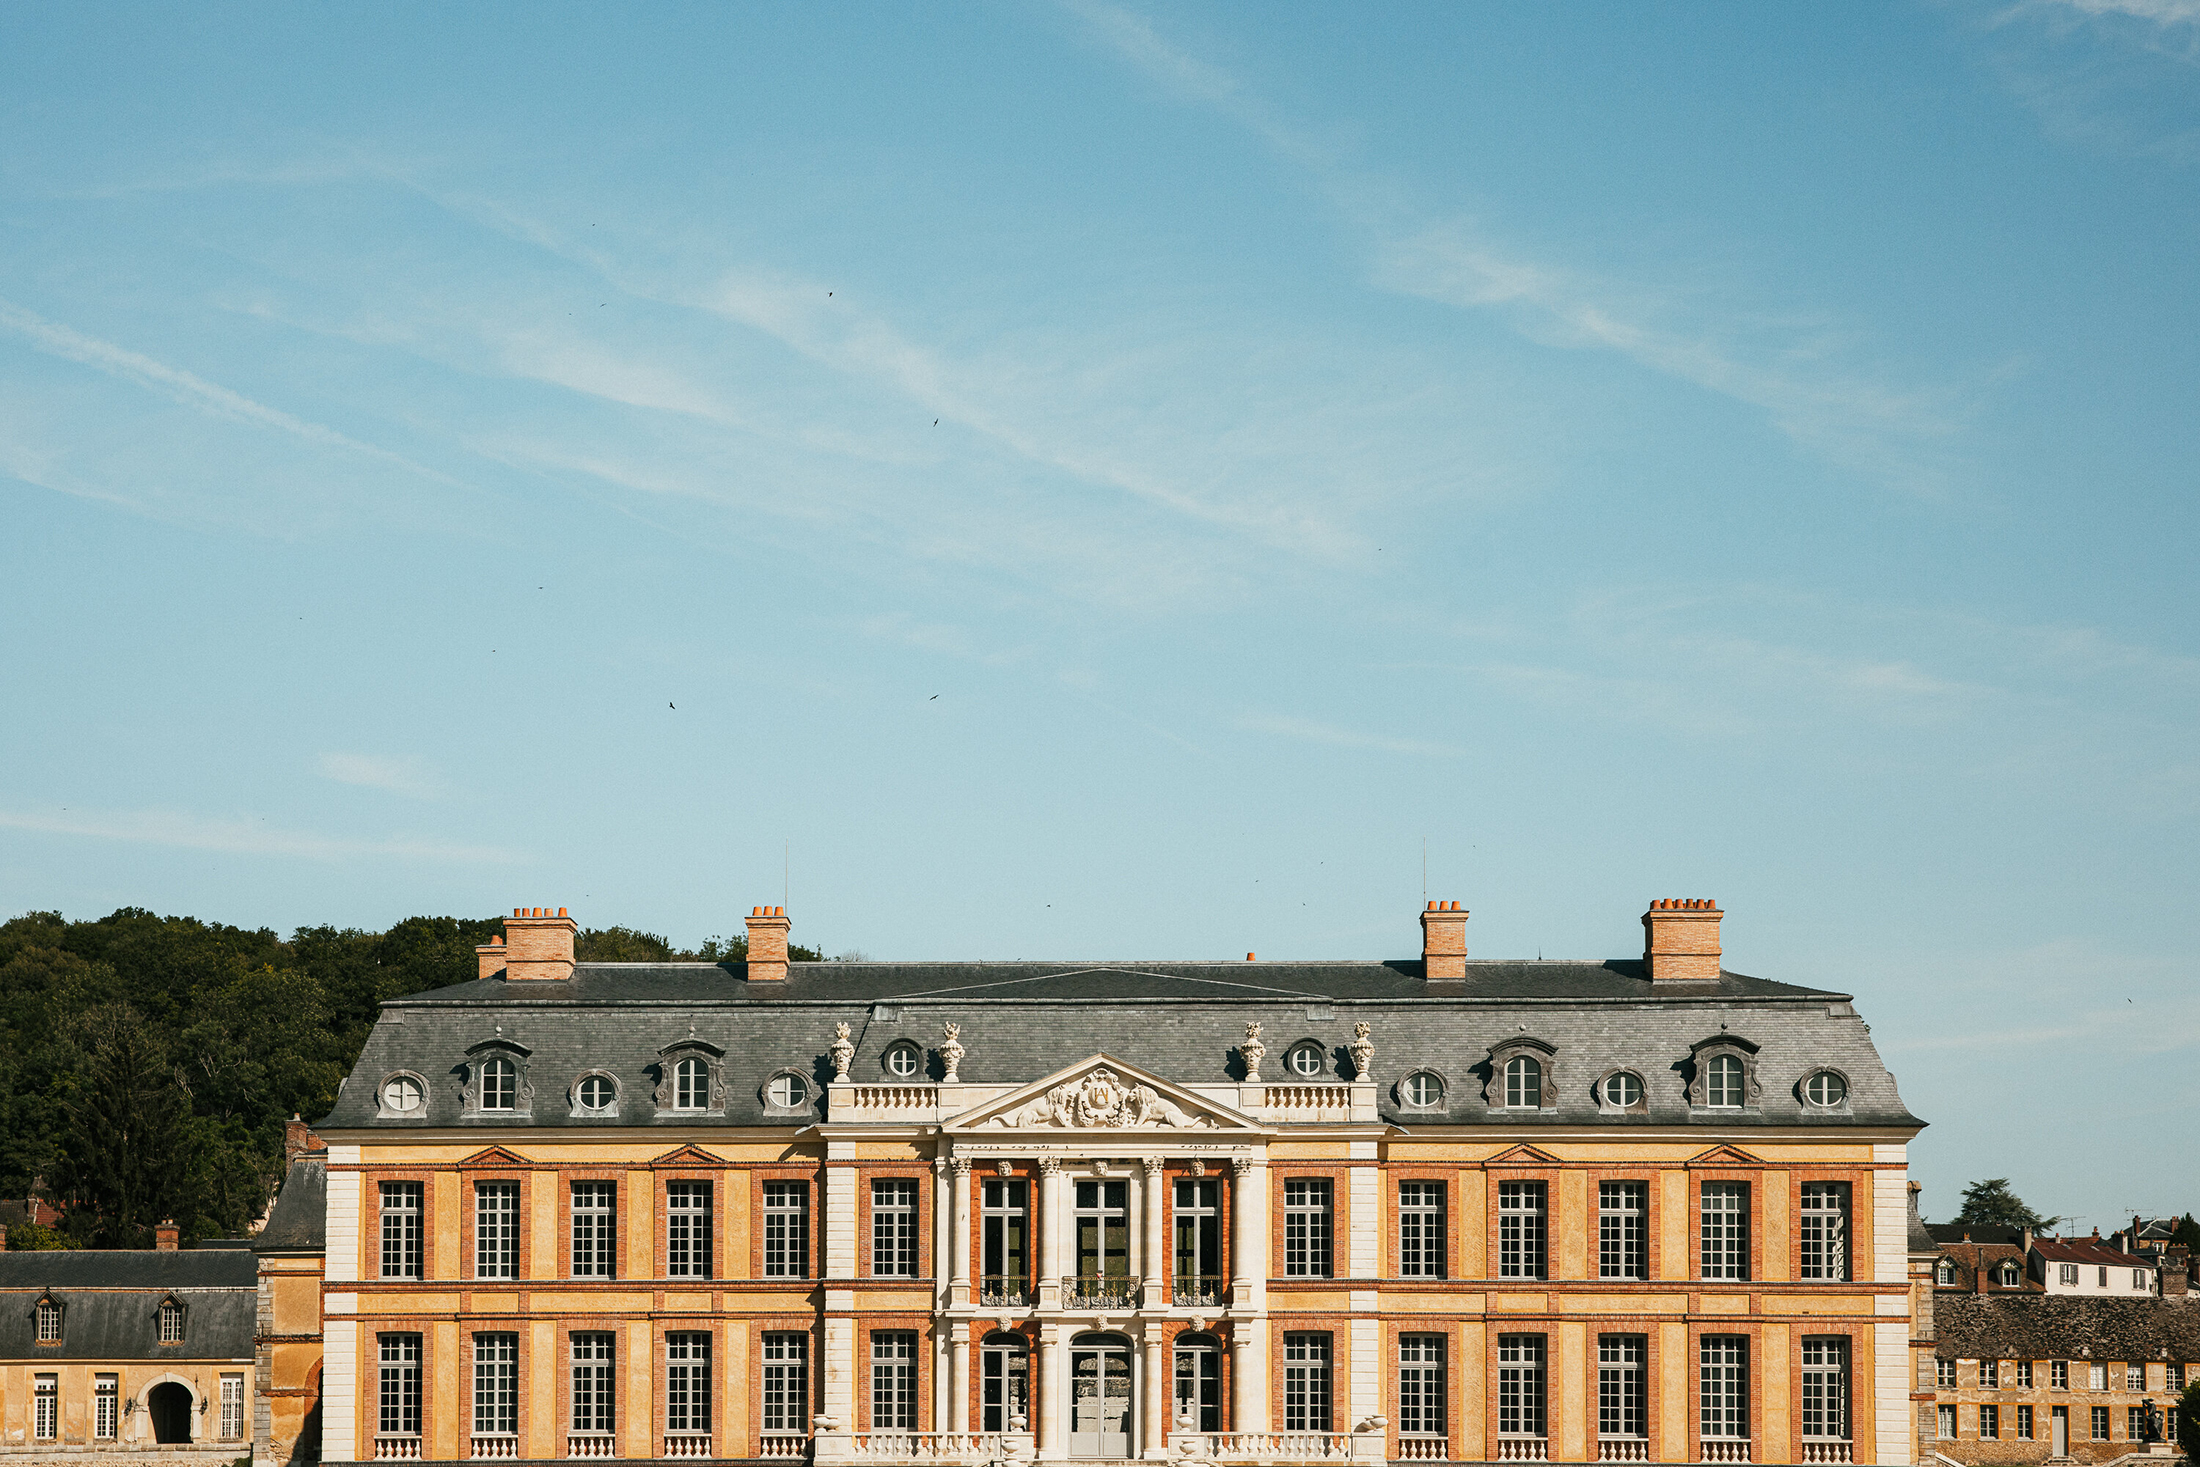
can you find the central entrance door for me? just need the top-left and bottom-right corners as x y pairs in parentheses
(1069, 1337), (1133, 1458)
(2052, 1407), (2068, 1456)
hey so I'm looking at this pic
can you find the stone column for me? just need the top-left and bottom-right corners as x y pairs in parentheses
(1231, 1156), (1268, 1310)
(950, 1324), (972, 1434)
(952, 1159), (974, 1308)
(1141, 1322), (1169, 1459)
(1232, 1318), (1270, 1433)
(1038, 1159), (1065, 1308)
(1039, 1321), (1069, 1460)
(933, 1157), (952, 1431)
(1142, 1157), (1168, 1306)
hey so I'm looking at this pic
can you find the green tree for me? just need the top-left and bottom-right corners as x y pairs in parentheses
(2169, 1214), (2200, 1254)
(1953, 1178), (2060, 1231)
(44, 1004), (198, 1246)
(2175, 1380), (2200, 1460)
(576, 926), (682, 962)
(4, 1223), (77, 1250)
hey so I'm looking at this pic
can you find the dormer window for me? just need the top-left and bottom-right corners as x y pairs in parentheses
(673, 1057), (709, 1110)
(480, 1057), (518, 1110)
(158, 1297), (185, 1343)
(883, 1042), (923, 1079)
(572, 1073), (618, 1115)
(35, 1296), (61, 1342)
(1999, 1263), (2021, 1287)
(1400, 1072), (1445, 1109)
(380, 1074), (425, 1115)
(1802, 1071), (1848, 1108)
(653, 1040), (725, 1115)
(1706, 1056), (1744, 1107)
(765, 1072), (811, 1109)
(1286, 1043), (1325, 1078)
(1686, 1036), (1761, 1111)
(1938, 1259), (1958, 1286)
(1506, 1056), (1543, 1108)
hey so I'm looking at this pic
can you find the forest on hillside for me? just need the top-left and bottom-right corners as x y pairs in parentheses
(0, 908), (817, 1247)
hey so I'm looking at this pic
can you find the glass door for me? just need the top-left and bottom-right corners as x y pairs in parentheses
(1173, 1337), (1221, 1432)
(1073, 1182), (1132, 1307)
(1070, 1342), (1133, 1457)
(981, 1335), (1029, 1432)
(982, 1180), (1030, 1306)
(1173, 1180), (1222, 1306)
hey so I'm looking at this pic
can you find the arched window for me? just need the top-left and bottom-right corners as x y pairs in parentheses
(1705, 1055), (1744, 1108)
(674, 1057), (709, 1110)
(1937, 1259), (1957, 1286)
(1504, 1055), (1543, 1109)
(480, 1057), (517, 1110)
(158, 1299), (185, 1343)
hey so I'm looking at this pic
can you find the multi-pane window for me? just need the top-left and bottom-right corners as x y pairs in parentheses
(1801, 1339), (1848, 1440)
(1504, 1056), (1544, 1108)
(1172, 1179), (1219, 1302)
(475, 1182), (519, 1279)
(1398, 1334), (1445, 1438)
(1936, 1406), (1957, 1440)
(379, 1334), (423, 1438)
(1599, 1182), (1647, 1280)
(35, 1299), (61, 1341)
(95, 1375), (118, 1440)
(2130, 1408), (2149, 1442)
(1935, 1358), (1956, 1388)
(474, 1333), (518, 1438)
(2092, 1407), (2111, 1442)
(2051, 1360), (2068, 1390)
(1799, 1183), (1848, 1280)
(1700, 1182), (1750, 1281)
(1981, 1360), (1999, 1389)
(667, 1333), (712, 1435)
(762, 1333), (810, 1434)
(572, 1182), (616, 1278)
(765, 1182), (811, 1278)
(872, 1332), (918, 1429)
(2172, 1363), (2187, 1390)
(2090, 1364), (2108, 1391)
(33, 1376), (56, 1440)
(1283, 1333), (1332, 1433)
(1980, 1405), (2001, 1440)
(2127, 1365), (2145, 1390)
(667, 1181), (714, 1277)
(674, 1057), (709, 1110)
(2017, 1361), (2033, 1388)
(572, 1333), (616, 1436)
(1701, 1336), (1749, 1442)
(2018, 1405), (2034, 1441)
(2060, 1264), (2080, 1286)
(480, 1056), (517, 1110)
(1497, 1335), (1547, 1439)
(1499, 1181), (1548, 1280)
(873, 1180), (919, 1277)
(159, 1298), (185, 1342)
(1598, 1335), (1646, 1441)
(1283, 1180), (1333, 1278)
(1075, 1180), (1131, 1297)
(220, 1373), (245, 1440)
(1398, 1182), (1445, 1278)
(1705, 1054), (1745, 1107)
(986, 1179), (1032, 1300)
(381, 1181), (423, 1279)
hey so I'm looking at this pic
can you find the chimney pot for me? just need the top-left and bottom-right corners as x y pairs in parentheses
(558, 907), (568, 917)
(154, 1220), (179, 1251)
(1246, 952), (1255, 962)
(1643, 897), (1723, 983)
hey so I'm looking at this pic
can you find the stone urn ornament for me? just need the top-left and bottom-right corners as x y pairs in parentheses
(1241, 1022), (1265, 1082)
(939, 1022), (964, 1083)
(828, 1022), (855, 1081)
(1349, 1021), (1374, 1081)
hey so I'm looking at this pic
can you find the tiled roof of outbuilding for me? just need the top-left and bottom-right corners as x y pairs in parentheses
(1935, 1294), (2200, 1362)
(1934, 1241), (2040, 1293)
(2038, 1236), (2152, 1269)
(320, 957), (1922, 1132)
(0, 1250), (256, 1361)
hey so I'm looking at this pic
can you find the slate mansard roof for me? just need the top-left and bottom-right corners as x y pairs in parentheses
(0, 1249), (256, 1360)
(322, 954), (1921, 1133)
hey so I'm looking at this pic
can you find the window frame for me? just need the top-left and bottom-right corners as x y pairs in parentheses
(653, 1040), (725, 1115)
(666, 1330), (713, 1437)
(1800, 1069), (1850, 1110)
(869, 1175), (923, 1278)
(1498, 1179), (1549, 1281)
(1598, 1179), (1651, 1282)
(1496, 1333), (1547, 1441)
(568, 1070), (620, 1118)
(664, 1177), (715, 1279)
(1597, 1333), (1647, 1442)
(471, 1331), (520, 1440)
(1699, 1334), (1750, 1444)
(1398, 1070), (1446, 1110)
(379, 1179), (425, 1280)
(761, 1331), (811, 1436)
(569, 1330), (617, 1439)
(762, 1178), (813, 1279)
(1486, 1037), (1558, 1111)
(1800, 1336), (1849, 1442)
(473, 1178), (522, 1281)
(1282, 1176), (1334, 1279)
(33, 1374), (57, 1441)
(1686, 1036), (1761, 1110)
(1398, 1332), (1447, 1439)
(1797, 1181), (1849, 1282)
(158, 1295), (187, 1343)
(1397, 1179), (1447, 1279)
(376, 1070), (429, 1119)
(1597, 1069), (1647, 1114)
(461, 1040), (533, 1117)
(1285, 1041), (1326, 1078)
(569, 1177), (619, 1280)
(1698, 1180), (1751, 1282)
(378, 1332), (425, 1440)
(882, 1041), (924, 1080)
(94, 1374), (118, 1441)
(1282, 1331), (1334, 1434)
(869, 1330), (921, 1431)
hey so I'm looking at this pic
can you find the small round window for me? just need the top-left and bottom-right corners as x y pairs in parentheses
(884, 1043), (923, 1078)
(1602, 1071), (1643, 1108)
(767, 1073), (810, 1107)
(382, 1075), (424, 1113)
(1287, 1043), (1324, 1077)
(1402, 1072), (1443, 1108)
(577, 1075), (615, 1110)
(1803, 1071), (1847, 1107)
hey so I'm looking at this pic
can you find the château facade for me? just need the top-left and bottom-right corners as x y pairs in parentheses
(312, 898), (1922, 1466)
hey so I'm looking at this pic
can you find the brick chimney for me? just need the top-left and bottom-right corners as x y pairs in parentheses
(1643, 898), (1723, 983)
(503, 907), (577, 982)
(1420, 901), (1468, 980)
(476, 932), (507, 981)
(283, 1114), (323, 1169)
(2164, 1246), (2189, 1297)
(154, 1219), (179, 1251)
(746, 906), (791, 982)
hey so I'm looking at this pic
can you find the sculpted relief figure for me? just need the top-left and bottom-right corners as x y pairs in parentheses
(986, 1067), (1214, 1128)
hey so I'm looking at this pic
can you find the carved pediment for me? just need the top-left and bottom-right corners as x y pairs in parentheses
(949, 1055), (1254, 1132)
(1485, 1143), (1563, 1167)
(458, 1145), (534, 1169)
(648, 1144), (729, 1168)
(1685, 1144), (1767, 1169)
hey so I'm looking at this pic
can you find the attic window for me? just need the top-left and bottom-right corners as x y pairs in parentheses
(1706, 1056), (1744, 1108)
(379, 1073), (425, 1115)
(1937, 1259), (1958, 1286)
(158, 1298), (185, 1343)
(1505, 1056), (1543, 1108)
(35, 1297), (61, 1342)
(1998, 1262), (2021, 1287)
(1802, 1071), (1848, 1108)
(480, 1057), (518, 1110)
(1286, 1043), (1325, 1078)
(673, 1057), (710, 1109)
(883, 1042), (923, 1079)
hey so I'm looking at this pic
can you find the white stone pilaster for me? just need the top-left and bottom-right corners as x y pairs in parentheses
(1039, 1322), (1069, 1459)
(1349, 1317), (1380, 1430)
(1142, 1322), (1168, 1459)
(322, 1318), (357, 1462)
(1232, 1156), (1268, 1310)
(951, 1327), (971, 1433)
(1039, 1159), (1065, 1308)
(952, 1158), (974, 1307)
(1233, 1317), (1270, 1432)
(823, 1313), (855, 1427)
(1347, 1164), (1378, 1281)
(826, 1165), (858, 1281)
(1142, 1157), (1167, 1304)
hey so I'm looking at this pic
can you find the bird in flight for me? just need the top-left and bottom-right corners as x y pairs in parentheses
(930, 694), (938, 700)
(669, 702), (675, 709)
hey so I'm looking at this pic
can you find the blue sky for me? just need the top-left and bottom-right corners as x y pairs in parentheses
(4, 1), (2197, 1227)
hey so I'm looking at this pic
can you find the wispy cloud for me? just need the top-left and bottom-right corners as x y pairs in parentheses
(317, 752), (441, 799)
(1065, 0), (1963, 488)
(0, 297), (468, 489)
(2034, 0), (2200, 27)
(1235, 713), (1466, 758)
(0, 806), (519, 864)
